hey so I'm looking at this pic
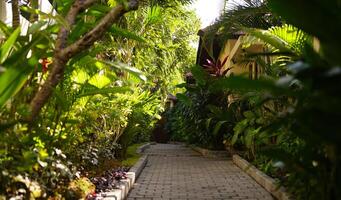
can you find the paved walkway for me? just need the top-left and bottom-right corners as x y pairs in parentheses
(127, 144), (274, 200)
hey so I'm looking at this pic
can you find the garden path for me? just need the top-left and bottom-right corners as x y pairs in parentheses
(127, 143), (274, 200)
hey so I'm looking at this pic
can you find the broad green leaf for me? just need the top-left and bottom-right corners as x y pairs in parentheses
(72, 69), (90, 84)
(212, 121), (227, 136)
(244, 128), (254, 148)
(2, 33), (43, 67)
(231, 130), (241, 146)
(0, 64), (34, 108)
(206, 118), (212, 130)
(78, 86), (132, 97)
(231, 119), (249, 145)
(245, 28), (293, 53)
(0, 35), (43, 108)
(108, 25), (146, 43)
(101, 61), (147, 82)
(89, 74), (111, 88)
(209, 76), (291, 95)
(0, 28), (21, 64)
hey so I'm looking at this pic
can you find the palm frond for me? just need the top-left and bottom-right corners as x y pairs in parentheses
(208, 0), (281, 37)
(268, 24), (311, 55)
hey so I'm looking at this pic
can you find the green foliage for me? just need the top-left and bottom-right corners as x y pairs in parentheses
(166, 65), (231, 150)
(166, 0), (341, 199)
(0, 1), (199, 198)
(199, 0), (341, 199)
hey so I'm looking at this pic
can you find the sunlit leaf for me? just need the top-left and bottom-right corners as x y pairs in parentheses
(101, 61), (147, 82)
(108, 25), (146, 43)
(78, 86), (132, 97)
(212, 121), (227, 136)
(0, 28), (21, 64)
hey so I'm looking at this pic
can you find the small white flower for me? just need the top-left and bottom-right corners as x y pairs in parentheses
(55, 148), (62, 155)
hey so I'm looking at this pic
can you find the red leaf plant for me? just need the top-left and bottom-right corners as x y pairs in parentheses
(203, 56), (232, 77)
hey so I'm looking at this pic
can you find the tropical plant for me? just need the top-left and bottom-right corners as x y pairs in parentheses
(203, 56), (232, 77)
(0, 0), (199, 198)
(198, 0), (341, 199)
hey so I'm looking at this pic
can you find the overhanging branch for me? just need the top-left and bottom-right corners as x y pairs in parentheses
(27, 0), (139, 123)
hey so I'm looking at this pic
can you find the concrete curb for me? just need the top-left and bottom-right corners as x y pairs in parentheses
(233, 155), (292, 200)
(190, 145), (230, 158)
(136, 143), (151, 154)
(100, 144), (150, 200)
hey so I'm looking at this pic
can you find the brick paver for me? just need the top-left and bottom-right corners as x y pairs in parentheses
(127, 144), (274, 200)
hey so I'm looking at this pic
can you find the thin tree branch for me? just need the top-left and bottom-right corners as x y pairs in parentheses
(56, 0), (98, 51)
(27, 0), (139, 123)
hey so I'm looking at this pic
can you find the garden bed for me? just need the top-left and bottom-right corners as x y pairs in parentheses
(233, 155), (292, 200)
(91, 155), (148, 200)
(85, 143), (150, 200)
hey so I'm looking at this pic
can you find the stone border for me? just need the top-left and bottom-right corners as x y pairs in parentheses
(99, 144), (150, 200)
(233, 155), (292, 200)
(136, 143), (151, 154)
(190, 145), (230, 158)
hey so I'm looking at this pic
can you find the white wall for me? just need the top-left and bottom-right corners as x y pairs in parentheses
(0, 0), (55, 35)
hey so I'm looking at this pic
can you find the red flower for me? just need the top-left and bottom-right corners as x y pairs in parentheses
(39, 58), (51, 74)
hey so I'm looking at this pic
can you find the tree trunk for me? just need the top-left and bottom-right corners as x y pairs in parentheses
(11, 0), (20, 28)
(29, 0), (39, 23)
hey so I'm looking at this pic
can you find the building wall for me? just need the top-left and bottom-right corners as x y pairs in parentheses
(0, 1), (55, 35)
(218, 37), (264, 78)
(0, 1), (6, 23)
(218, 38), (249, 77)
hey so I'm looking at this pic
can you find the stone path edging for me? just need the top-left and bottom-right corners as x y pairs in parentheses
(190, 145), (230, 158)
(136, 143), (151, 154)
(233, 155), (292, 200)
(99, 143), (150, 200)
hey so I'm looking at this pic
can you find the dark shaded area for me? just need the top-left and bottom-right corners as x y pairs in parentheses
(150, 116), (170, 143)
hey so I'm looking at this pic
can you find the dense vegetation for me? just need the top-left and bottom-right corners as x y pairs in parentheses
(166, 0), (341, 199)
(0, 0), (198, 198)
(1, 0), (341, 199)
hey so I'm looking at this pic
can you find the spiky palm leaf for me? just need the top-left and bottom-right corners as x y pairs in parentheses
(236, 24), (311, 76)
(206, 0), (281, 38)
(268, 24), (311, 55)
